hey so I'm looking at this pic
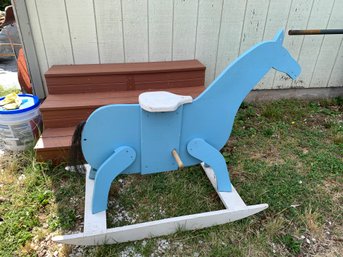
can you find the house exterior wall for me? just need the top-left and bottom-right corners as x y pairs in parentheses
(22, 0), (343, 95)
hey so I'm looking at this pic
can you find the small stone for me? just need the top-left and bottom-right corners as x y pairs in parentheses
(306, 238), (310, 244)
(299, 180), (303, 184)
(18, 174), (26, 181)
(311, 238), (316, 242)
(300, 235), (305, 240)
(194, 252), (200, 257)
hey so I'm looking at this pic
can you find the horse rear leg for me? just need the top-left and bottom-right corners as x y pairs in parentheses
(187, 138), (232, 192)
(92, 146), (136, 214)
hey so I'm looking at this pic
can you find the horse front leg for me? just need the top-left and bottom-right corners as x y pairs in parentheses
(187, 138), (232, 192)
(92, 146), (136, 214)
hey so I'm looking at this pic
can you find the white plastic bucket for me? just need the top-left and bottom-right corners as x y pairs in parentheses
(0, 94), (42, 151)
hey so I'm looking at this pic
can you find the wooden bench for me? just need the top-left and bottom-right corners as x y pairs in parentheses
(35, 60), (206, 163)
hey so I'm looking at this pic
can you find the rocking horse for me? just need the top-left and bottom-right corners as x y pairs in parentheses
(53, 30), (301, 245)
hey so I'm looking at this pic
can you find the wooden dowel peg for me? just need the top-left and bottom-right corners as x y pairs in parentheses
(172, 149), (184, 169)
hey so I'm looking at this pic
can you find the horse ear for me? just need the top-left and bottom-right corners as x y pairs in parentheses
(273, 29), (285, 45)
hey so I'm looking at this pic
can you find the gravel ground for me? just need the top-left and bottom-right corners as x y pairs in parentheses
(0, 56), (17, 72)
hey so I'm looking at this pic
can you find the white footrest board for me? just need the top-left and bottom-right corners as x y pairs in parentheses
(52, 164), (268, 245)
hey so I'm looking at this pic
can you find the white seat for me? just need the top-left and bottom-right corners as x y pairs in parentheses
(139, 91), (193, 112)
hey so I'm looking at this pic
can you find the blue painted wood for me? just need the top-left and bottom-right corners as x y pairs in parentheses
(187, 138), (232, 192)
(141, 108), (183, 174)
(92, 146), (136, 214)
(82, 30), (301, 213)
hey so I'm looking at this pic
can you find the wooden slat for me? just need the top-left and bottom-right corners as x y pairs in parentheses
(195, 0), (223, 86)
(45, 60), (205, 77)
(215, 0), (247, 77)
(148, 0), (173, 61)
(40, 86), (205, 128)
(93, 0), (124, 63)
(273, 0), (314, 89)
(122, 0), (148, 62)
(328, 39), (343, 88)
(35, 0), (74, 66)
(45, 60), (205, 94)
(238, 0), (270, 55)
(257, 0), (293, 90)
(294, 0), (335, 88)
(40, 127), (75, 138)
(41, 86), (204, 110)
(25, 0), (49, 93)
(65, 0), (99, 64)
(310, 0), (343, 88)
(172, 0), (198, 60)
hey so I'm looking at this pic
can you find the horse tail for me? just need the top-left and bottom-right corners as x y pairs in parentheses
(69, 121), (86, 173)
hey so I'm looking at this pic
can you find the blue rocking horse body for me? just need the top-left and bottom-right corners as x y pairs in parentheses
(75, 30), (300, 214)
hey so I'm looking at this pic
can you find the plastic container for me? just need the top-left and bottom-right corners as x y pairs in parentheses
(0, 94), (42, 151)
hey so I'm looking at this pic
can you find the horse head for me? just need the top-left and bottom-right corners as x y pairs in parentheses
(270, 30), (301, 79)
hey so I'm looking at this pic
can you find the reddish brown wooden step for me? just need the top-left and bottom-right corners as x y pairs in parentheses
(35, 127), (74, 163)
(45, 60), (205, 94)
(36, 60), (206, 163)
(40, 86), (204, 128)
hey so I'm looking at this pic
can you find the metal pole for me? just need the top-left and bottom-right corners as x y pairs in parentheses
(288, 29), (343, 35)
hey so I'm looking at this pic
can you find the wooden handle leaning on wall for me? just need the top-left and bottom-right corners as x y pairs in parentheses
(172, 149), (184, 169)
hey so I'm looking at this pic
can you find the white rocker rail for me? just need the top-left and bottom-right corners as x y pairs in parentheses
(52, 164), (268, 246)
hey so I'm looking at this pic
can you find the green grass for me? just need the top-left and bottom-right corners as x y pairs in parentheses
(0, 98), (342, 256)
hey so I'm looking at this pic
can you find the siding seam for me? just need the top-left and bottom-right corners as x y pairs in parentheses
(213, 0), (224, 79)
(237, 0), (249, 56)
(63, 0), (75, 64)
(92, 0), (101, 63)
(33, 0), (49, 68)
(308, 0), (336, 87)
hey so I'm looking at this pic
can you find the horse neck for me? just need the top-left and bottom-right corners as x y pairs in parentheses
(196, 43), (273, 110)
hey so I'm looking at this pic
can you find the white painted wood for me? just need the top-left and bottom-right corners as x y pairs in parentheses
(238, 0), (270, 90)
(53, 204), (267, 245)
(34, 0), (74, 66)
(294, 0), (335, 89)
(172, 0), (199, 60)
(53, 161), (268, 245)
(84, 165), (107, 233)
(12, 0), (46, 98)
(328, 39), (343, 88)
(201, 164), (247, 211)
(65, 0), (99, 64)
(139, 91), (193, 112)
(23, 0), (343, 91)
(148, 0), (173, 61)
(215, 0), (247, 77)
(310, 0), (343, 88)
(238, 0), (270, 55)
(122, 0), (148, 62)
(273, 0), (314, 89)
(257, 0), (293, 90)
(93, 0), (124, 63)
(195, 0), (224, 85)
(25, 0), (49, 94)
